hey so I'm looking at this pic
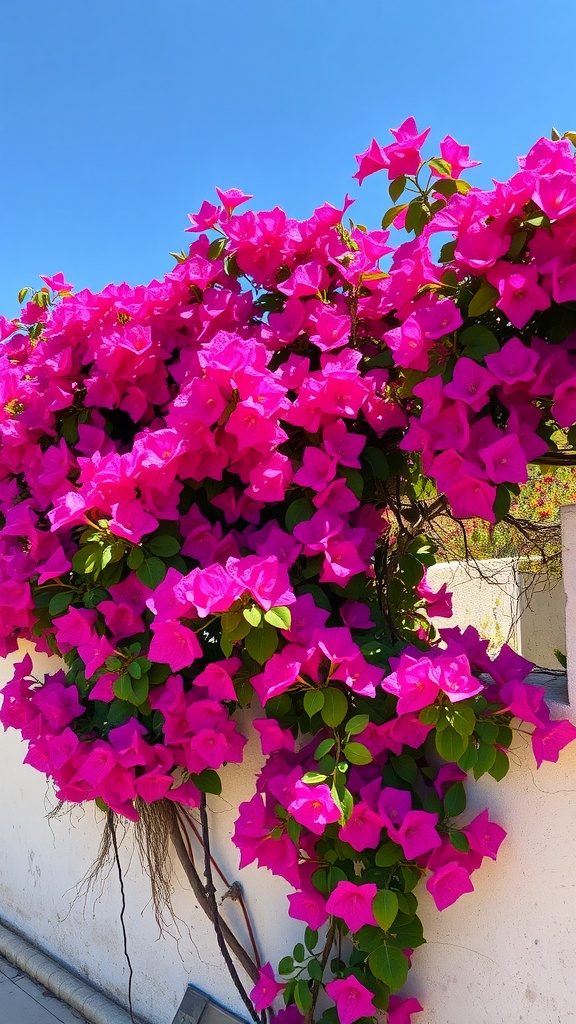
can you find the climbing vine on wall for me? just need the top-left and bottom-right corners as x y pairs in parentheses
(2, 120), (576, 1024)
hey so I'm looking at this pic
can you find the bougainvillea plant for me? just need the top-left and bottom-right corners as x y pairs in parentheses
(2, 118), (576, 1024)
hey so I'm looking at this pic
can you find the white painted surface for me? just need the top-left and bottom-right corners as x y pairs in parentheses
(517, 573), (566, 672)
(428, 558), (567, 672)
(561, 504), (576, 707)
(427, 557), (521, 652)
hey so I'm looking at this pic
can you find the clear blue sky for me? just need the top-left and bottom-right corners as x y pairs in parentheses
(2, 0), (576, 316)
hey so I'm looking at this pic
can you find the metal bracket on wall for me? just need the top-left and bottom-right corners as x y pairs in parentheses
(172, 984), (247, 1024)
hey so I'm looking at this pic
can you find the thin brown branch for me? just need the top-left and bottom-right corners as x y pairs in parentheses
(179, 807), (263, 970)
(168, 804), (260, 986)
(304, 919), (337, 1024)
(198, 795), (264, 1024)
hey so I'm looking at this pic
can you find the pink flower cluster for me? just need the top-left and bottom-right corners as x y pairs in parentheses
(355, 125), (576, 522)
(1, 121), (576, 1024)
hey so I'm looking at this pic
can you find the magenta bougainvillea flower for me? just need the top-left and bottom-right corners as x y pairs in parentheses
(325, 881), (378, 932)
(426, 861), (475, 911)
(325, 977), (378, 1024)
(250, 963), (285, 1012)
(387, 995), (424, 1023)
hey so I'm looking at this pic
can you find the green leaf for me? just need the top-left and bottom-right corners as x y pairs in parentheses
(475, 720), (498, 743)
(301, 771), (328, 785)
(136, 556), (167, 588)
(191, 769), (222, 796)
(320, 687), (348, 727)
(339, 466), (363, 500)
(346, 714), (369, 736)
(435, 725), (468, 762)
(127, 661), (142, 679)
(496, 725), (513, 749)
(307, 959), (322, 983)
(18, 287), (31, 304)
(405, 198), (428, 235)
(208, 236), (227, 260)
(343, 742), (373, 765)
(468, 280), (499, 317)
(459, 324), (499, 363)
(311, 868), (328, 895)
(225, 616), (251, 642)
(304, 690), (325, 717)
(488, 747), (510, 781)
(243, 604), (262, 627)
(372, 890), (399, 932)
(72, 544), (102, 576)
(391, 754), (417, 784)
(293, 942), (305, 962)
(266, 693), (292, 719)
(83, 587), (110, 609)
(506, 230), (528, 260)
(400, 865), (420, 893)
(48, 591), (74, 616)
(473, 741), (497, 779)
(315, 738), (335, 761)
(245, 621), (278, 665)
(285, 498), (315, 533)
(389, 175), (407, 203)
(428, 156), (452, 177)
(439, 239), (457, 264)
(493, 484), (512, 521)
(127, 546), (145, 570)
(278, 956), (295, 976)
(113, 674), (149, 706)
(525, 210), (551, 229)
(458, 743), (478, 771)
(287, 816), (302, 845)
(393, 914), (426, 949)
(554, 648), (568, 670)
(433, 178), (458, 199)
(220, 635), (233, 657)
(146, 534), (182, 557)
(264, 606), (292, 630)
(305, 927), (319, 952)
(101, 544), (115, 569)
(444, 781), (466, 818)
(449, 830), (470, 853)
(419, 705), (439, 725)
(353, 925), (382, 954)
(221, 610), (242, 633)
(368, 945), (409, 990)
(234, 675), (254, 708)
(294, 980), (312, 1014)
(445, 704), (476, 737)
(362, 447), (390, 481)
(381, 203), (408, 230)
(375, 840), (402, 867)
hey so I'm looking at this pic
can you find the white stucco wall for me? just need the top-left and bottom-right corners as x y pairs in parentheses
(427, 558), (521, 652)
(427, 558), (567, 671)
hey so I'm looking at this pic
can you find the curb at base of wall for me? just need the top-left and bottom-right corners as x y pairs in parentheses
(0, 918), (148, 1024)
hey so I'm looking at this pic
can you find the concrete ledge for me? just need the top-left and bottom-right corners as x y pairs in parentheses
(0, 918), (145, 1024)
